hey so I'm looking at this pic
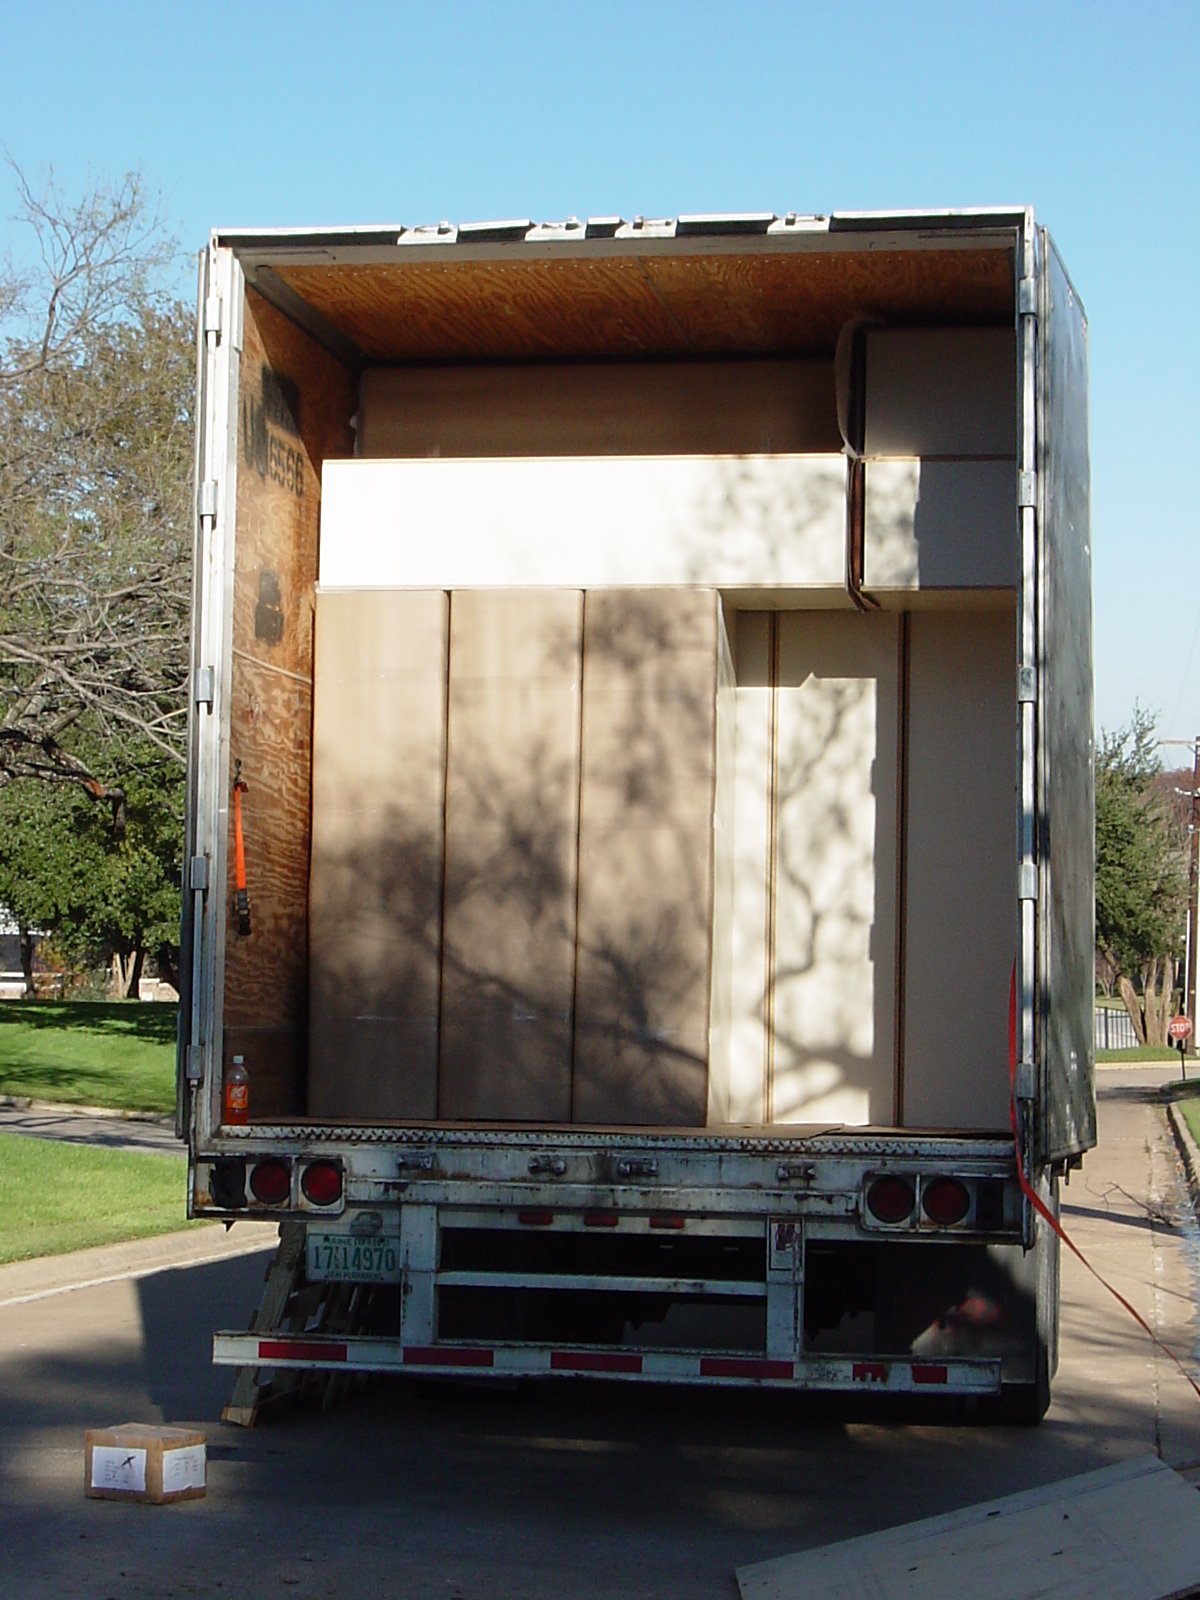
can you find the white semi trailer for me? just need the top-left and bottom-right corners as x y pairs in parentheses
(182, 207), (1093, 1422)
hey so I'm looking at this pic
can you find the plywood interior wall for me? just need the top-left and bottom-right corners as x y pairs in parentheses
(438, 590), (583, 1121)
(572, 589), (729, 1126)
(358, 361), (840, 458)
(308, 590), (449, 1120)
(223, 287), (355, 1119)
(901, 606), (1016, 1129)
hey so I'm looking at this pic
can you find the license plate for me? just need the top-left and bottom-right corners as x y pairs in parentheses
(306, 1231), (401, 1283)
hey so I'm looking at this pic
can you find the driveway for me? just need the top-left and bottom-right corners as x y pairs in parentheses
(0, 1065), (1197, 1598)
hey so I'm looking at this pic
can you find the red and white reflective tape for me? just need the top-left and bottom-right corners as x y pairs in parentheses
(212, 1332), (997, 1393)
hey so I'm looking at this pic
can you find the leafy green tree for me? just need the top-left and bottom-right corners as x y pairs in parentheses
(0, 763), (182, 998)
(1095, 708), (1189, 1045)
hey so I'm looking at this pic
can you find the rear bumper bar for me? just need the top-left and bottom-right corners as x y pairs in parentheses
(212, 1331), (1001, 1393)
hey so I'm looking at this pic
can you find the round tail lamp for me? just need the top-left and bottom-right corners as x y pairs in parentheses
(922, 1176), (971, 1226)
(249, 1158), (290, 1205)
(866, 1175), (916, 1224)
(301, 1159), (343, 1207)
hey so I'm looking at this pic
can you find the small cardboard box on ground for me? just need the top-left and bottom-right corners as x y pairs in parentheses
(84, 1424), (206, 1504)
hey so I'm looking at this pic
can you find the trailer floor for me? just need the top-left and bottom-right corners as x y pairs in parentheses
(1, 1066), (1198, 1600)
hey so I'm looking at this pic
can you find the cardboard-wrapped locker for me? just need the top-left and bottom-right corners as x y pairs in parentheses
(438, 590), (584, 1121)
(308, 589), (449, 1120)
(572, 588), (733, 1126)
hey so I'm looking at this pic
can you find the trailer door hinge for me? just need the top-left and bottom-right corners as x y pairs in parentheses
(1015, 1059), (1037, 1101)
(1017, 665), (1037, 703)
(1018, 862), (1038, 901)
(204, 294), (224, 341)
(198, 480), (218, 519)
(189, 855), (210, 892)
(1018, 471), (1037, 508)
(186, 1044), (204, 1082)
(195, 666), (215, 709)
(1018, 276), (1038, 316)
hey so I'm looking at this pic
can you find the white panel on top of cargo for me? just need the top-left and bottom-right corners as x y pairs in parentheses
(317, 455), (848, 599)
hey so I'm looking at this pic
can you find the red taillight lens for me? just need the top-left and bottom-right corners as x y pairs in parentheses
(301, 1160), (343, 1207)
(866, 1175), (916, 1224)
(584, 1211), (619, 1228)
(249, 1159), (290, 1205)
(922, 1177), (971, 1226)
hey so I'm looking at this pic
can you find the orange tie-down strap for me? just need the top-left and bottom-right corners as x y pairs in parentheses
(233, 778), (251, 937)
(1009, 965), (1200, 1404)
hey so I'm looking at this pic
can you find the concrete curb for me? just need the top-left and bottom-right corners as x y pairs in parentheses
(1166, 1099), (1200, 1215)
(0, 1094), (172, 1126)
(0, 1221), (279, 1308)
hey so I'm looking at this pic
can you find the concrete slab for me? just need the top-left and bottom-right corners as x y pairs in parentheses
(737, 1455), (1200, 1599)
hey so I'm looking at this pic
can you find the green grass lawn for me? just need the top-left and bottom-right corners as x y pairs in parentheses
(1176, 1093), (1200, 1148)
(1096, 1045), (1182, 1063)
(0, 1001), (177, 1113)
(0, 1130), (198, 1264)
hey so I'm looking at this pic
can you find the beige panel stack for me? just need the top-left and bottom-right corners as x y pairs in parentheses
(308, 589), (448, 1120)
(770, 612), (900, 1127)
(438, 590), (584, 1121)
(727, 613), (774, 1124)
(572, 589), (731, 1126)
(902, 607), (1015, 1129)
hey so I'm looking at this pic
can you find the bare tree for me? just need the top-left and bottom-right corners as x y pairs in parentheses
(0, 161), (193, 819)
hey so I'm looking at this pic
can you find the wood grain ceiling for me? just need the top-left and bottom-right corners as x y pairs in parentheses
(273, 246), (1014, 365)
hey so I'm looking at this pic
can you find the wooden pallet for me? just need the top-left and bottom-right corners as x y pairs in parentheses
(222, 1220), (380, 1426)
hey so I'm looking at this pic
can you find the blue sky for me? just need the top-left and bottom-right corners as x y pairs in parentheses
(2, 1), (1196, 748)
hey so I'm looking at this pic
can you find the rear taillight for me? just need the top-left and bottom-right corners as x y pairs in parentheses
(584, 1211), (619, 1228)
(518, 1210), (554, 1226)
(866, 1175), (916, 1224)
(249, 1159), (290, 1205)
(922, 1177), (971, 1226)
(301, 1160), (343, 1207)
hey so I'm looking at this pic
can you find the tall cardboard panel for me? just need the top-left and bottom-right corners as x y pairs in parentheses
(438, 590), (584, 1121)
(572, 590), (727, 1126)
(727, 613), (773, 1124)
(308, 590), (448, 1119)
(901, 608), (1015, 1129)
(770, 612), (900, 1126)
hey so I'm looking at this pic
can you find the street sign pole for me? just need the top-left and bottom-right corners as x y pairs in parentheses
(1169, 1014), (1194, 1081)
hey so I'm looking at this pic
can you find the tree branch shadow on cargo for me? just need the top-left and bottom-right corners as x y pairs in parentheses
(682, 455), (846, 588)
(308, 591), (721, 1127)
(766, 673), (893, 1126)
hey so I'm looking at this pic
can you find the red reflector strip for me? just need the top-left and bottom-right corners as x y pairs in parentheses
(550, 1350), (642, 1374)
(700, 1357), (792, 1380)
(852, 1361), (889, 1383)
(403, 1346), (495, 1368)
(518, 1210), (554, 1226)
(912, 1364), (949, 1385)
(583, 1212), (619, 1227)
(649, 1215), (685, 1230)
(259, 1339), (347, 1363)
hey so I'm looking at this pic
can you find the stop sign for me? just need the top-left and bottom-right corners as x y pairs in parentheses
(1169, 1015), (1194, 1043)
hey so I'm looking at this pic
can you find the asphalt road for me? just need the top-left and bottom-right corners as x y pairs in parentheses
(1, 1067), (1198, 1599)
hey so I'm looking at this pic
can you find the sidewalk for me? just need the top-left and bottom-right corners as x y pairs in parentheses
(0, 1219), (279, 1307)
(0, 1100), (182, 1156)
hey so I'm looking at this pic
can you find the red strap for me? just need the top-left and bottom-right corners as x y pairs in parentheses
(233, 783), (248, 893)
(1009, 964), (1200, 1404)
